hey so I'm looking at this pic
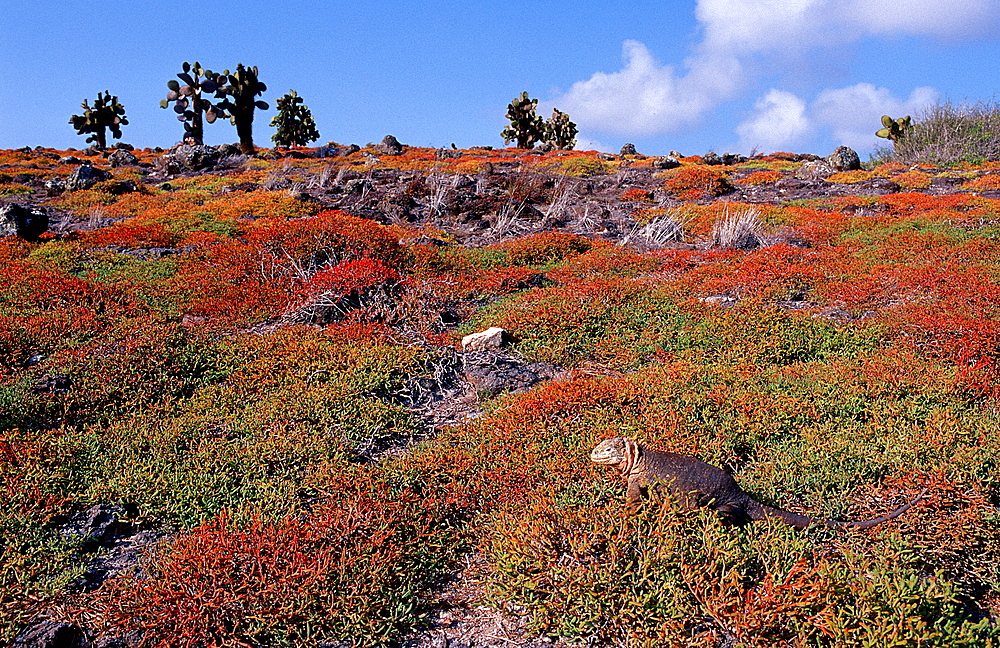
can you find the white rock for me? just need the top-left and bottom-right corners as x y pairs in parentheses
(462, 327), (509, 352)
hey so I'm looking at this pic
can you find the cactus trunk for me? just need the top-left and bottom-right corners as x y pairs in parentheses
(190, 107), (204, 144)
(94, 127), (107, 151)
(235, 109), (255, 154)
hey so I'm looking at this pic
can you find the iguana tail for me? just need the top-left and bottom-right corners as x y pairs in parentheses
(748, 489), (928, 530)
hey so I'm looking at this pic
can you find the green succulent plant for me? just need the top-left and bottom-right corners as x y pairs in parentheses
(543, 108), (578, 150)
(501, 92), (545, 149)
(876, 114), (913, 143)
(217, 64), (269, 155)
(69, 91), (128, 150)
(160, 61), (230, 145)
(270, 90), (320, 148)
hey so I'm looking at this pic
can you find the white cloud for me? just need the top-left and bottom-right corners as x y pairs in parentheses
(812, 83), (939, 148)
(550, 0), (995, 138)
(737, 89), (810, 152)
(544, 41), (736, 136)
(843, 0), (995, 38)
(573, 135), (608, 153)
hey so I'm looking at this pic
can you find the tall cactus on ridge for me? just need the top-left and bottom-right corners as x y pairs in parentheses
(270, 90), (320, 148)
(217, 64), (269, 155)
(501, 92), (545, 149)
(160, 62), (229, 145)
(543, 108), (578, 150)
(69, 91), (128, 150)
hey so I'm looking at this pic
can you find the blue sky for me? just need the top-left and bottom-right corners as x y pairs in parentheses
(2, 0), (998, 158)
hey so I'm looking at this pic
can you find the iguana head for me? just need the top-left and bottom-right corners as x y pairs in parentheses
(590, 437), (631, 466)
(591, 437), (642, 477)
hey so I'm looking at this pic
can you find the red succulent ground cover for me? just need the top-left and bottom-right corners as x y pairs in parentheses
(1, 145), (1000, 646)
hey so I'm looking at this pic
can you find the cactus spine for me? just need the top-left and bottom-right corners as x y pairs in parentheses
(69, 91), (128, 150)
(270, 90), (320, 148)
(543, 108), (578, 150)
(217, 64), (269, 155)
(876, 115), (913, 144)
(160, 62), (229, 145)
(501, 92), (545, 149)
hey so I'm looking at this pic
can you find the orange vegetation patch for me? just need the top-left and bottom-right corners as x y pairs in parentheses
(825, 170), (874, 184)
(960, 174), (1000, 192)
(663, 165), (733, 200)
(618, 187), (655, 201)
(736, 170), (783, 185)
(892, 170), (932, 190)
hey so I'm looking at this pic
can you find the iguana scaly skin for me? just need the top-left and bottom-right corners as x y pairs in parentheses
(590, 437), (926, 529)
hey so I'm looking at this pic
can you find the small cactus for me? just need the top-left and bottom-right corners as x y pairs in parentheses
(543, 108), (577, 150)
(501, 92), (545, 149)
(270, 90), (320, 148)
(160, 62), (229, 145)
(216, 64), (269, 155)
(69, 91), (128, 150)
(876, 115), (913, 143)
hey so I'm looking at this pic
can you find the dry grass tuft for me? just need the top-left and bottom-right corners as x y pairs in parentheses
(710, 206), (764, 249)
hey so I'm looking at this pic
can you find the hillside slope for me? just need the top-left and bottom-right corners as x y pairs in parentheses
(2, 143), (999, 647)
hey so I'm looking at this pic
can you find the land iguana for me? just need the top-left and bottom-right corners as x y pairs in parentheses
(590, 437), (926, 529)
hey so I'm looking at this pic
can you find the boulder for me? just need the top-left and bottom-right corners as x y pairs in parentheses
(702, 151), (723, 165)
(375, 135), (404, 156)
(620, 143), (638, 156)
(793, 160), (836, 182)
(65, 164), (112, 191)
(722, 152), (748, 165)
(461, 327), (510, 352)
(825, 146), (861, 171)
(107, 149), (137, 167)
(651, 156), (680, 169)
(0, 204), (48, 240)
(163, 144), (220, 172)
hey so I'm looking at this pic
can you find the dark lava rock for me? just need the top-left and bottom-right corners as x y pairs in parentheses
(702, 151), (723, 165)
(44, 178), (65, 195)
(59, 503), (132, 548)
(31, 375), (72, 395)
(651, 156), (680, 169)
(65, 164), (112, 191)
(163, 144), (220, 172)
(376, 134), (404, 156)
(107, 149), (137, 167)
(0, 204), (48, 240)
(620, 143), (638, 156)
(462, 352), (562, 397)
(216, 143), (241, 157)
(11, 620), (87, 648)
(825, 146), (861, 171)
(106, 180), (138, 196)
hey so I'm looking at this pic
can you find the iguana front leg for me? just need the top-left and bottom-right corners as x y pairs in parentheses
(626, 479), (646, 511)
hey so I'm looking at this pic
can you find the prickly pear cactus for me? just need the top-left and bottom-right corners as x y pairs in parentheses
(501, 92), (545, 149)
(270, 90), (320, 148)
(876, 115), (913, 143)
(217, 64), (269, 154)
(543, 108), (578, 150)
(69, 91), (128, 150)
(160, 61), (229, 145)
